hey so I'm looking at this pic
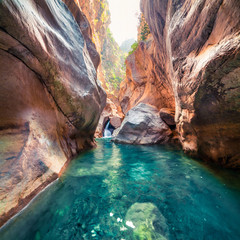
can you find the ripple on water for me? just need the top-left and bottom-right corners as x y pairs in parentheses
(0, 138), (240, 240)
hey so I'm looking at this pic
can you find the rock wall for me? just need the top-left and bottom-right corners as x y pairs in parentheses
(0, 0), (106, 226)
(75, 0), (124, 137)
(137, 0), (240, 167)
(74, 0), (110, 87)
(119, 38), (175, 115)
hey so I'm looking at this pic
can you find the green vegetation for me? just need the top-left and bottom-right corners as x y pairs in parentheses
(125, 14), (150, 58)
(139, 15), (150, 41)
(120, 38), (136, 53)
(101, 28), (126, 92)
(128, 42), (139, 55)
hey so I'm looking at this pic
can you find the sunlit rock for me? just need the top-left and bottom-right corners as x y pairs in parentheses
(136, 0), (240, 167)
(0, 0), (106, 226)
(113, 103), (172, 144)
(119, 39), (175, 115)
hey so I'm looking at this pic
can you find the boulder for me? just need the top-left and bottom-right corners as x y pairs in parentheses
(110, 116), (122, 129)
(112, 103), (172, 144)
(125, 202), (168, 240)
(160, 108), (175, 126)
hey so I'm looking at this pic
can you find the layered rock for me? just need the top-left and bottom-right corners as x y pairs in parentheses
(76, 0), (125, 135)
(119, 39), (175, 115)
(74, 0), (110, 87)
(0, 0), (106, 226)
(123, 0), (240, 167)
(113, 103), (172, 144)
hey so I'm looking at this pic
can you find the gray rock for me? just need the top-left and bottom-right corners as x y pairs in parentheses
(112, 103), (172, 144)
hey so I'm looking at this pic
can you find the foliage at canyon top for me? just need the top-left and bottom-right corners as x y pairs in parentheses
(78, 0), (127, 94)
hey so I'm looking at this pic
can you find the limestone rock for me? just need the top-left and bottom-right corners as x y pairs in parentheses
(137, 0), (240, 167)
(125, 202), (168, 240)
(112, 103), (172, 144)
(160, 108), (176, 126)
(0, 0), (106, 226)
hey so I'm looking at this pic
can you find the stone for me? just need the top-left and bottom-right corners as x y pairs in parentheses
(119, 39), (175, 115)
(125, 202), (168, 240)
(0, 0), (106, 226)
(110, 117), (122, 129)
(95, 98), (123, 138)
(135, 0), (240, 167)
(112, 103), (172, 144)
(160, 108), (175, 126)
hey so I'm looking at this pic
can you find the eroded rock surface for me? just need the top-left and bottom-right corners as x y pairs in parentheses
(113, 103), (172, 144)
(0, 0), (106, 226)
(160, 108), (176, 127)
(133, 0), (240, 167)
(119, 39), (175, 115)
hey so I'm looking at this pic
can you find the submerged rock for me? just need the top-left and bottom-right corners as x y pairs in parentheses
(125, 202), (168, 240)
(112, 103), (172, 144)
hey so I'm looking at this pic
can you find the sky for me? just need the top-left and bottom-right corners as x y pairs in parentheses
(107, 0), (141, 46)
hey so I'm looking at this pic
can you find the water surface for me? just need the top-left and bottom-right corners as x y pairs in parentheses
(1, 139), (240, 239)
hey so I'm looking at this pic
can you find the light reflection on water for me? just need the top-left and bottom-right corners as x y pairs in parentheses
(0, 138), (240, 240)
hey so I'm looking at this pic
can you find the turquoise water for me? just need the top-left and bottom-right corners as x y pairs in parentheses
(1, 139), (240, 240)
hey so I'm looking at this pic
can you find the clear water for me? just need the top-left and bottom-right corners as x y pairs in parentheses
(1, 139), (240, 240)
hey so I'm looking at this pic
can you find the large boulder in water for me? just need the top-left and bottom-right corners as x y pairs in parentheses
(125, 202), (168, 240)
(112, 103), (172, 144)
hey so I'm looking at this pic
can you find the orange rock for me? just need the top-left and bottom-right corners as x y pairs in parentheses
(119, 38), (175, 115)
(139, 0), (240, 167)
(95, 98), (123, 138)
(0, 0), (106, 226)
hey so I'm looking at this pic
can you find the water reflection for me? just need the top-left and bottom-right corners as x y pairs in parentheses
(0, 139), (240, 240)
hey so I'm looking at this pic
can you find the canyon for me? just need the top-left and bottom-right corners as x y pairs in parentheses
(0, 0), (240, 231)
(0, 0), (106, 226)
(119, 0), (240, 168)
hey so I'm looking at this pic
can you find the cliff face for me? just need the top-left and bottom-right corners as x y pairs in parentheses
(74, 0), (110, 87)
(0, 0), (106, 226)
(119, 39), (175, 115)
(137, 0), (240, 167)
(75, 0), (124, 137)
(77, 0), (125, 94)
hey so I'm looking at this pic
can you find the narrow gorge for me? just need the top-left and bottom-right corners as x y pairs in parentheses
(0, 0), (240, 239)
